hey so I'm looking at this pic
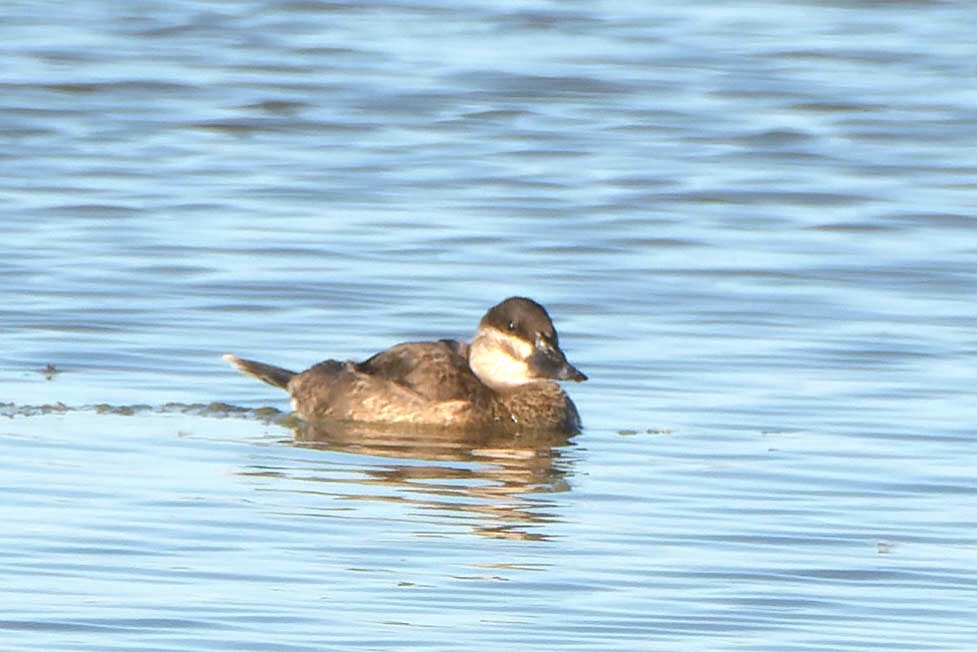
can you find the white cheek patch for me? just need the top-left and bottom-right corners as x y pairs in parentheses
(469, 328), (536, 389)
(474, 348), (534, 387)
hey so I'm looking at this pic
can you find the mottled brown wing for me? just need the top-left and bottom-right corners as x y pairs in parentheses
(355, 340), (483, 401)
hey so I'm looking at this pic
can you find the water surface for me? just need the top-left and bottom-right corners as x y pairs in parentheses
(2, 1), (976, 650)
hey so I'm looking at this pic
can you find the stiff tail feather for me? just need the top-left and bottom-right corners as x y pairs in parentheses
(223, 354), (296, 389)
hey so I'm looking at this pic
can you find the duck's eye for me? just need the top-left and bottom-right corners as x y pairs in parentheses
(507, 321), (516, 331)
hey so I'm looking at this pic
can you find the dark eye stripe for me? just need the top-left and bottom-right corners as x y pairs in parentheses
(500, 338), (523, 359)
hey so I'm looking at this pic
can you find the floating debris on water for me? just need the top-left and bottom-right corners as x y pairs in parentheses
(0, 401), (70, 416)
(1, 401), (286, 423)
(617, 427), (672, 436)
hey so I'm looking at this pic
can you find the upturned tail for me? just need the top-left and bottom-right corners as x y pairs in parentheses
(223, 354), (296, 389)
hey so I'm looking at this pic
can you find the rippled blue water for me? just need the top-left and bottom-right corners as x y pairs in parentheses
(3, 1), (976, 650)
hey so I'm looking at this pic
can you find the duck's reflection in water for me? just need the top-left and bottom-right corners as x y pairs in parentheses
(285, 418), (576, 541)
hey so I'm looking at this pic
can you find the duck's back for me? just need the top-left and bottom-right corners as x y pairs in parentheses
(287, 340), (491, 425)
(357, 340), (484, 401)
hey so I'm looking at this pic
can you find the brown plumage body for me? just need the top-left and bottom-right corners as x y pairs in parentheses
(224, 297), (586, 433)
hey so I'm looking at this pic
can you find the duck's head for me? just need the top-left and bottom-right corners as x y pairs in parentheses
(469, 296), (587, 391)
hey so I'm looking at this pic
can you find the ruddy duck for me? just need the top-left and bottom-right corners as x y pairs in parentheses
(223, 297), (586, 433)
